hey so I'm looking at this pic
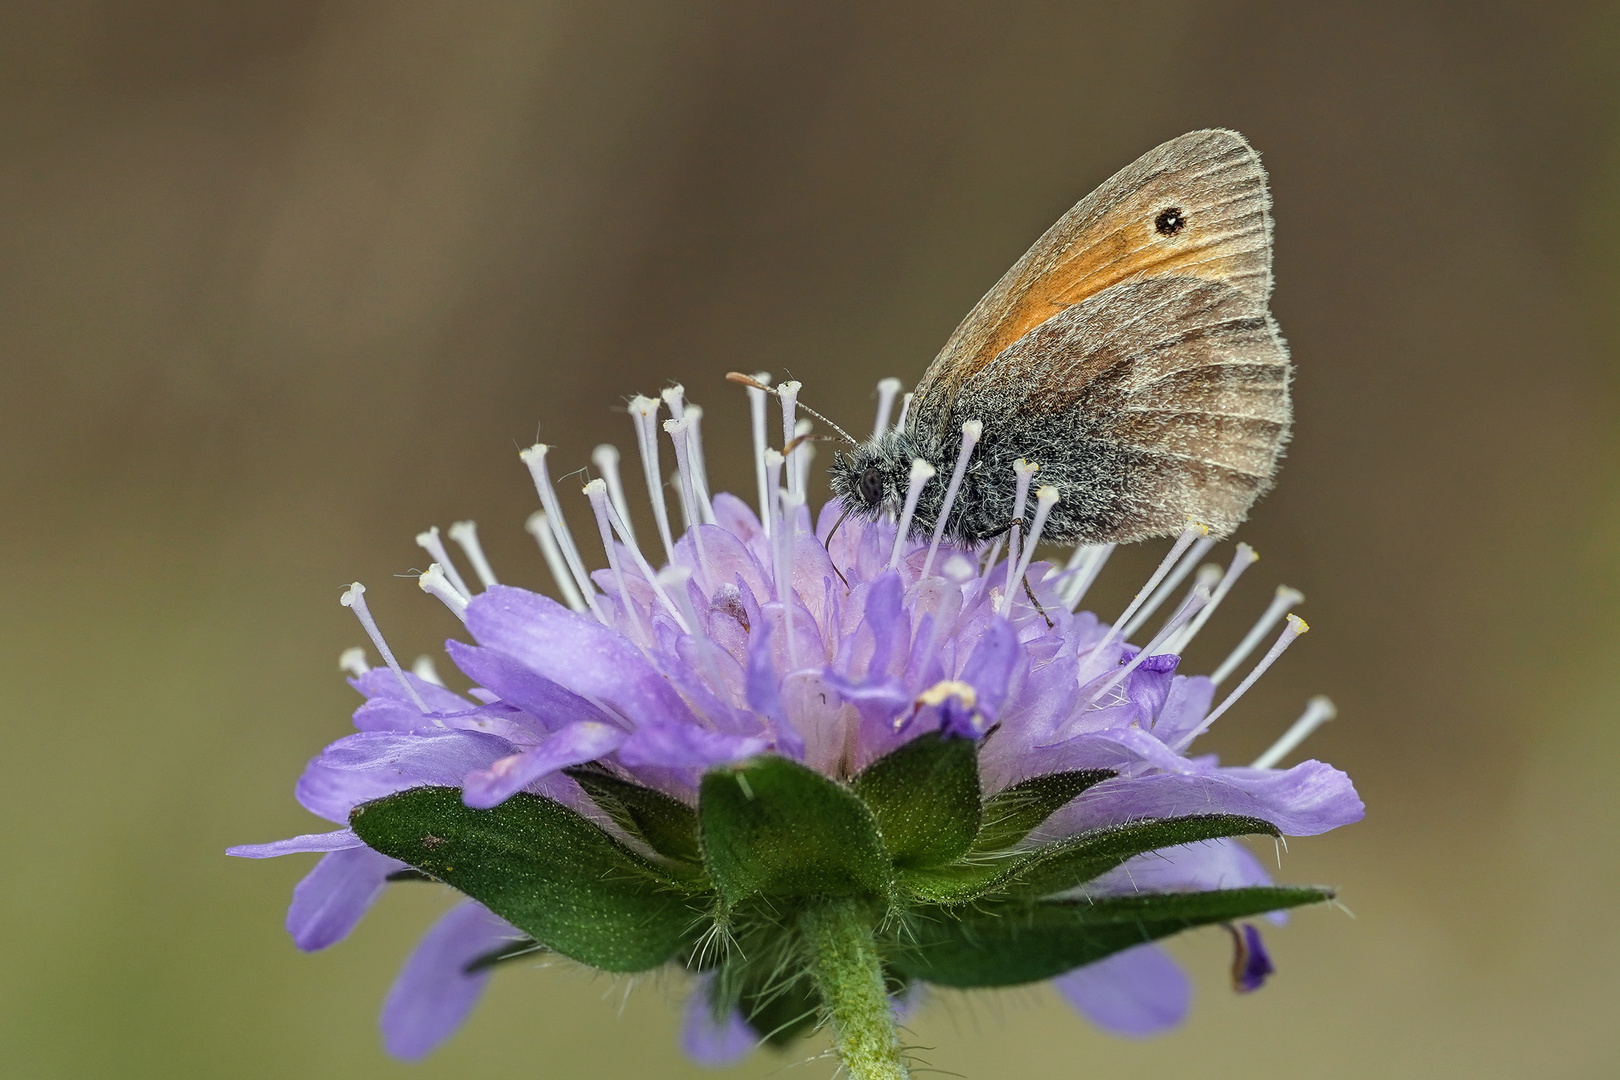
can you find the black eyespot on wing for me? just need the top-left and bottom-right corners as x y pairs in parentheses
(859, 466), (885, 506)
(1155, 207), (1186, 236)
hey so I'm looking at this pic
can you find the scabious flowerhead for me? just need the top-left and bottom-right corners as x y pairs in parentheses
(230, 376), (1361, 1069)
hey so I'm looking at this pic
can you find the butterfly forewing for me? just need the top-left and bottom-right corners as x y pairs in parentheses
(915, 129), (1274, 413)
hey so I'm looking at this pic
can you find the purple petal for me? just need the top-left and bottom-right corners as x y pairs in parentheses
(461, 721), (626, 809)
(350, 667), (474, 712)
(1050, 761), (1364, 837)
(619, 723), (769, 769)
(1228, 923), (1275, 992)
(287, 845), (406, 951)
(380, 902), (522, 1060)
(444, 640), (616, 732)
(680, 977), (757, 1067)
(295, 729), (515, 823)
(1053, 943), (1190, 1037)
(957, 617), (1020, 723)
(863, 572), (905, 676)
(227, 829), (365, 858)
(465, 585), (697, 729)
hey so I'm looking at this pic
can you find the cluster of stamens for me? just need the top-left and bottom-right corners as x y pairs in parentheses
(335, 376), (1337, 770)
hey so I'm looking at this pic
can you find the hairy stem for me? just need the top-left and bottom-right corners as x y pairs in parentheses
(801, 899), (909, 1080)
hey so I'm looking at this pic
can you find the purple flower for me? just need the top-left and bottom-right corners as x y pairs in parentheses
(231, 378), (1361, 1060)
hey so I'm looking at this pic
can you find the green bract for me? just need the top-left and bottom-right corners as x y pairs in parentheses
(349, 742), (1333, 1046)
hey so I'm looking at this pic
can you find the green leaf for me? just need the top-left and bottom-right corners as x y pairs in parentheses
(895, 859), (1014, 905)
(972, 770), (1115, 853)
(850, 732), (981, 868)
(564, 766), (703, 864)
(998, 814), (1280, 899)
(886, 886), (1334, 987)
(699, 755), (892, 905)
(351, 786), (705, 972)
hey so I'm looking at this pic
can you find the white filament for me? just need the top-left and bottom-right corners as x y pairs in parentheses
(587, 478), (689, 633)
(411, 655), (445, 686)
(591, 445), (636, 547)
(664, 417), (714, 587)
(1212, 584), (1304, 687)
(341, 582), (427, 712)
(1000, 484), (1060, 617)
(447, 520), (498, 589)
(630, 395), (677, 564)
(338, 646), (370, 677)
(896, 392), (914, 430)
(1175, 615), (1309, 751)
(763, 450), (785, 537)
(921, 420), (983, 580)
(1121, 534), (1216, 639)
(1156, 562), (1222, 642)
(778, 380), (803, 500)
(684, 404), (717, 525)
(1081, 584), (1211, 712)
(1003, 460), (1039, 602)
(670, 468), (693, 532)
(872, 377), (903, 438)
(791, 417), (813, 501)
(1164, 543), (1257, 655)
(525, 511), (587, 613)
(777, 488), (803, 671)
(1093, 526), (1203, 658)
(415, 526), (472, 600)
(519, 444), (604, 622)
(888, 459), (936, 571)
(1062, 543), (1115, 612)
(1252, 695), (1338, 769)
(584, 479), (648, 643)
(419, 563), (470, 622)
(981, 535), (1004, 576)
(747, 372), (772, 537)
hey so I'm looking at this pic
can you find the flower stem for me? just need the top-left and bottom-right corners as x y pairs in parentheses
(801, 899), (910, 1080)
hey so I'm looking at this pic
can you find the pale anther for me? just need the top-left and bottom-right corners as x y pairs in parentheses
(419, 563), (470, 622)
(415, 526), (472, 600)
(338, 646), (369, 677)
(872, 377), (903, 439)
(411, 655), (446, 687)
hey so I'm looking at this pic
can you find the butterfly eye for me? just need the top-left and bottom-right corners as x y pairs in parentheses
(1154, 207), (1186, 236)
(858, 466), (885, 506)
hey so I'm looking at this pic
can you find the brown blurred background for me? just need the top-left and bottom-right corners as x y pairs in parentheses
(3, 2), (1618, 1077)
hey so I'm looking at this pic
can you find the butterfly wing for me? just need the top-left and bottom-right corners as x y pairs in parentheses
(953, 274), (1290, 543)
(914, 129), (1274, 414)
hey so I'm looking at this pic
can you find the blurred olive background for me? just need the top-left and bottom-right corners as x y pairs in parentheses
(4, 2), (1618, 1078)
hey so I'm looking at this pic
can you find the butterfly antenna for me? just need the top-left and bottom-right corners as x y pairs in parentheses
(726, 372), (860, 448)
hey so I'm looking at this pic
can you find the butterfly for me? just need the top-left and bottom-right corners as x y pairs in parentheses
(827, 128), (1290, 547)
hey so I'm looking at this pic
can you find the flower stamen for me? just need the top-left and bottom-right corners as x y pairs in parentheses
(921, 420), (983, 580)
(419, 564), (470, 622)
(745, 372), (773, 536)
(1251, 695), (1338, 769)
(1001, 484), (1060, 618)
(630, 395), (678, 564)
(411, 655), (445, 686)
(1060, 543), (1115, 612)
(338, 646), (369, 677)
(1003, 460), (1039, 602)
(1121, 534), (1216, 639)
(589, 480), (691, 633)
(1212, 584), (1304, 687)
(525, 510), (588, 613)
(1093, 524), (1205, 658)
(685, 404), (718, 526)
(872, 377), (903, 438)
(888, 458), (936, 571)
(1164, 543), (1258, 655)
(590, 445), (637, 547)
(1081, 582), (1211, 712)
(340, 582), (427, 712)
(520, 444), (607, 623)
(584, 479), (650, 644)
(1174, 614), (1309, 751)
(778, 380), (803, 500)
(447, 520), (498, 590)
(415, 526), (472, 601)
